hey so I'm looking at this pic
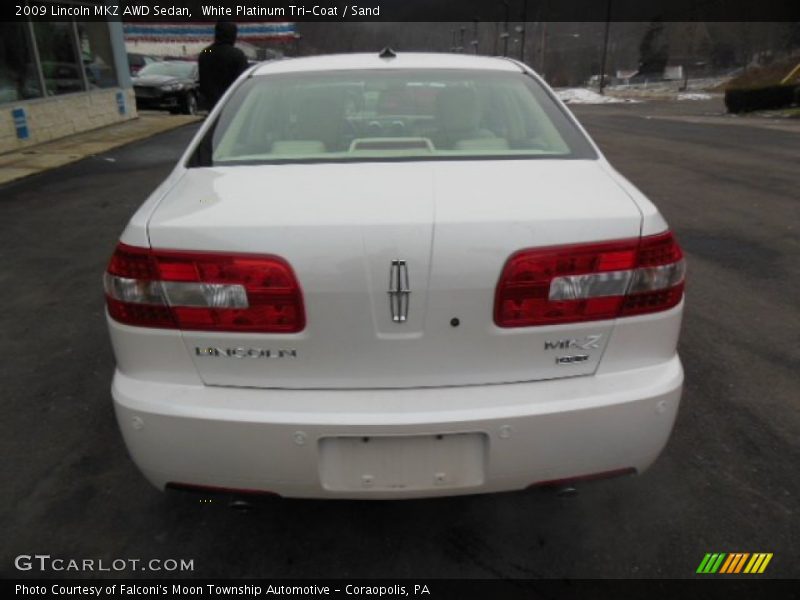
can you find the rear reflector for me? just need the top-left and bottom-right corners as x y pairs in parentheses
(495, 231), (685, 327)
(104, 243), (305, 332)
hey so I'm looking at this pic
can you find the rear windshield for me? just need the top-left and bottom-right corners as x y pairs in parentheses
(139, 62), (195, 78)
(192, 69), (596, 165)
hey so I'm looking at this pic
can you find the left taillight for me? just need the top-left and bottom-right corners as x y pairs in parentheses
(104, 243), (305, 333)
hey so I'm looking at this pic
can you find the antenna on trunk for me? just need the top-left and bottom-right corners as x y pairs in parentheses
(379, 47), (397, 59)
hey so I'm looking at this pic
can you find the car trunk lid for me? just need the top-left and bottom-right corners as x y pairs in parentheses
(147, 159), (642, 388)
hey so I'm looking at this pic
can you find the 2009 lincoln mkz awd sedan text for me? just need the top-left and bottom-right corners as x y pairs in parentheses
(104, 52), (685, 499)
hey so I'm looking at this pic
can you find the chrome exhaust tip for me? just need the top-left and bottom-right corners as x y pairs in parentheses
(556, 486), (578, 498)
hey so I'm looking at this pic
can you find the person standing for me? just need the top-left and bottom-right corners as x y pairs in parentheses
(198, 20), (249, 110)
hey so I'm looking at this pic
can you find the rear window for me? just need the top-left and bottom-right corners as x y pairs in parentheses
(139, 62), (195, 78)
(192, 69), (596, 165)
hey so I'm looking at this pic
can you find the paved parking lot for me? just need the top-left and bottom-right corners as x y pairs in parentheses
(1, 101), (797, 579)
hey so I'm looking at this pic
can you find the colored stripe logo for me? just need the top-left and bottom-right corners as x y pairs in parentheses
(123, 22), (296, 42)
(697, 553), (773, 574)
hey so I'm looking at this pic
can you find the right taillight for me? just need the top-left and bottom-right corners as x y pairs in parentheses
(619, 231), (685, 317)
(494, 231), (685, 327)
(104, 243), (305, 333)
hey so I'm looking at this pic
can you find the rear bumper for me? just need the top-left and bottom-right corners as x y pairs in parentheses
(134, 93), (182, 110)
(112, 356), (682, 499)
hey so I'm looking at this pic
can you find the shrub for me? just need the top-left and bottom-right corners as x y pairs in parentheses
(725, 84), (800, 113)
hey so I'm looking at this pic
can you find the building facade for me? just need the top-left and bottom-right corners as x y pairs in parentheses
(1, 7), (135, 154)
(123, 21), (296, 60)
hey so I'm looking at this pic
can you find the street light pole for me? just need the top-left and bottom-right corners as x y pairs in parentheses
(599, 0), (612, 94)
(540, 22), (547, 74)
(520, 0), (528, 63)
(502, 1), (510, 57)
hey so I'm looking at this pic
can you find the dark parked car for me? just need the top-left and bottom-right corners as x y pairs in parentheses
(132, 61), (199, 115)
(127, 53), (159, 76)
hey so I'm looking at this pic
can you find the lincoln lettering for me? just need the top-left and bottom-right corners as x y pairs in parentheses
(195, 347), (297, 359)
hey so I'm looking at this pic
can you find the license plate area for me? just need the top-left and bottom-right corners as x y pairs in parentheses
(319, 433), (487, 492)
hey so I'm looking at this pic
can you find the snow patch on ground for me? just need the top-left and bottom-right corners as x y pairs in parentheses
(677, 92), (714, 101)
(556, 88), (641, 104)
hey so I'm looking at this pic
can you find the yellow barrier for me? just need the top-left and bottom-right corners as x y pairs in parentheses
(780, 61), (800, 85)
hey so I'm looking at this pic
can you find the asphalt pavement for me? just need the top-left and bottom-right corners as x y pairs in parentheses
(0, 112), (201, 186)
(1, 101), (798, 579)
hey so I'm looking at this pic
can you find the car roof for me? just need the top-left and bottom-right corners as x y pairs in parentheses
(251, 52), (524, 76)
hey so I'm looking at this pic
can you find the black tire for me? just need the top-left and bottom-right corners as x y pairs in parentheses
(182, 92), (197, 115)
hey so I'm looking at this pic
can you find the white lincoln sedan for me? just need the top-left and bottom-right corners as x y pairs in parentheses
(105, 52), (685, 499)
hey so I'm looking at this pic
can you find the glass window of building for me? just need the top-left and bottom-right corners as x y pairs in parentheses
(33, 22), (85, 96)
(0, 23), (43, 103)
(77, 22), (119, 89)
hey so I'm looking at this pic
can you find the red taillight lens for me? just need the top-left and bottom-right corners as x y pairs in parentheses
(619, 232), (685, 317)
(494, 231), (685, 327)
(104, 243), (305, 333)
